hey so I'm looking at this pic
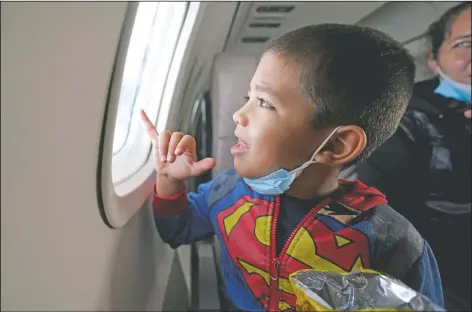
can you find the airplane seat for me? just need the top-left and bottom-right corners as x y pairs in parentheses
(208, 52), (259, 308)
(189, 52), (258, 310)
(210, 52), (259, 175)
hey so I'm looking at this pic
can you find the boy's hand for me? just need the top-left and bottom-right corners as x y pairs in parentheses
(140, 109), (216, 183)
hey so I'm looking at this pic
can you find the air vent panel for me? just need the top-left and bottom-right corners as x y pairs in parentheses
(252, 16), (286, 21)
(256, 5), (295, 13)
(241, 36), (270, 43)
(249, 22), (281, 28)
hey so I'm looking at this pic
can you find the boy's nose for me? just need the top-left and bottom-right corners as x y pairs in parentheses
(233, 108), (248, 127)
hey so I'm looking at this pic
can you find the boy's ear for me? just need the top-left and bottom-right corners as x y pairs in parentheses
(315, 125), (366, 165)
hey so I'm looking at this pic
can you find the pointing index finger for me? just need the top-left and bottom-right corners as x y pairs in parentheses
(140, 109), (159, 143)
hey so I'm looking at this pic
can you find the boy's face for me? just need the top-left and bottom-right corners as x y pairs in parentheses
(232, 53), (327, 178)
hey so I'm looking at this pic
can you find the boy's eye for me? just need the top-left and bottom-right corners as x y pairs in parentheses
(257, 97), (274, 109)
(243, 96), (275, 109)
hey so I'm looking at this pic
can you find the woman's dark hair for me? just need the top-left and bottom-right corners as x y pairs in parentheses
(428, 2), (471, 59)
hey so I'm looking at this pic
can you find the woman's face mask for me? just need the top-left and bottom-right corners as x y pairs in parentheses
(435, 67), (471, 103)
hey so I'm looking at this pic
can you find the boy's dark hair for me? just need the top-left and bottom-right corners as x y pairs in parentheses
(265, 24), (415, 162)
(428, 2), (471, 59)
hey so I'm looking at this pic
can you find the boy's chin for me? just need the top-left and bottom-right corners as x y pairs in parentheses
(233, 163), (251, 178)
(233, 161), (269, 179)
(233, 161), (258, 178)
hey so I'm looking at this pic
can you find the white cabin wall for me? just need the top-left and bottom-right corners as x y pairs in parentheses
(227, 1), (385, 55)
(0, 2), (176, 310)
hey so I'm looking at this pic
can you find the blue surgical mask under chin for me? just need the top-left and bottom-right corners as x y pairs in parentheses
(435, 67), (471, 104)
(243, 126), (342, 195)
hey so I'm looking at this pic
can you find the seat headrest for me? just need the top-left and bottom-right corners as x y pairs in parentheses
(210, 53), (259, 176)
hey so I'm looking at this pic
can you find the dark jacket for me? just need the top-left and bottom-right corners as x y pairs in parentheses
(342, 77), (471, 309)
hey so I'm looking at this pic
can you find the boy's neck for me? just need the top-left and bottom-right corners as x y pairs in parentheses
(285, 166), (340, 199)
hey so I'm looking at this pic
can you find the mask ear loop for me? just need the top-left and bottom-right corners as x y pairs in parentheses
(437, 67), (472, 88)
(291, 126), (344, 179)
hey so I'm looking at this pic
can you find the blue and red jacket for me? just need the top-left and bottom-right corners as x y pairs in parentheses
(152, 169), (444, 311)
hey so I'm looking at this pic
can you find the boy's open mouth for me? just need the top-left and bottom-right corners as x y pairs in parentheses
(231, 137), (249, 155)
(236, 140), (248, 148)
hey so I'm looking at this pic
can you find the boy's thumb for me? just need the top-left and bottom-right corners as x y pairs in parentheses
(192, 158), (216, 176)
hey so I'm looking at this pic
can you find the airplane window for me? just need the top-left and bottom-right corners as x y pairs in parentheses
(112, 2), (189, 186)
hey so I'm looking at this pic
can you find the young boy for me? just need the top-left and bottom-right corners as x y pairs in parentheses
(141, 24), (444, 311)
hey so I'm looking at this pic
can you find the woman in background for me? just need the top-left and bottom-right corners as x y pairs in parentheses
(342, 2), (471, 310)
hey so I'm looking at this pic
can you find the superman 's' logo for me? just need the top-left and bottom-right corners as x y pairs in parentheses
(217, 197), (372, 310)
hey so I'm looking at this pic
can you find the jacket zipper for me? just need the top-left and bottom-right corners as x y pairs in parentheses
(268, 196), (333, 311)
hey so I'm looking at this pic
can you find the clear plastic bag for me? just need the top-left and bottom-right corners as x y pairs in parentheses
(289, 269), (445, 311)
